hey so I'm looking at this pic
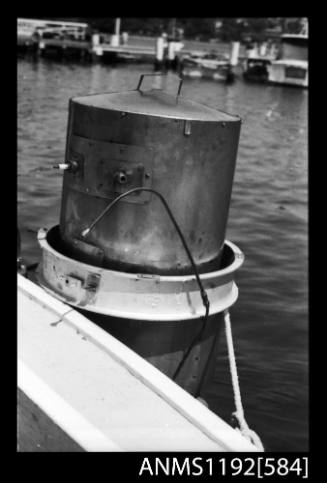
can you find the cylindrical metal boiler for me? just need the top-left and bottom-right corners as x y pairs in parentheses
(59, 74), (241, 274)
(38, 74), (244, 398)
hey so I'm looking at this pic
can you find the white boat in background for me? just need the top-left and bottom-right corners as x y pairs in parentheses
(267, 33), (308, 88)
(242, 42), (278, 83)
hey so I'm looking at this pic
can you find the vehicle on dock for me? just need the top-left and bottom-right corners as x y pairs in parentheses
(18, 18), (92, 60)
(242, 57), (272, 83)
(39, 24), (92, 59)
(241, 41), (279, 83)
(17, 18), (42, 54)
(180, 51), (234, 83)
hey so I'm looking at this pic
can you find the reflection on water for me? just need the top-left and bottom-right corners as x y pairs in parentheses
(18, 58), (308, 451)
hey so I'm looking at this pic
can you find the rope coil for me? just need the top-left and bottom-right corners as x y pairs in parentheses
(224, 309), (264, 451)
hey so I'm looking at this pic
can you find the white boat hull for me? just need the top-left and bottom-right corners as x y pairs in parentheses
(17, 274), (258, 452)
(268, 60), (308, 88)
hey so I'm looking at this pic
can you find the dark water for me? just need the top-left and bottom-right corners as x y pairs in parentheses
(17, 58), (308, 452)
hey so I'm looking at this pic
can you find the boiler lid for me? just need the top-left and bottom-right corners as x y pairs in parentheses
(72, 89), (240, 122)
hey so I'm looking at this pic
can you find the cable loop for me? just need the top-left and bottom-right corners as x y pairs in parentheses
(82, 187), (211, 382)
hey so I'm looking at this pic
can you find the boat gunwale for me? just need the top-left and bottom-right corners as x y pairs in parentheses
(18, 274), (258, 452)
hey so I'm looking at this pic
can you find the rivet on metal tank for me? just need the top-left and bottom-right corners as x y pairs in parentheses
(37, 73), (244, 397)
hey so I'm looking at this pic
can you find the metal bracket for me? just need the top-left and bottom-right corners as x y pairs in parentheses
(59, 273), (84, 291)
(66, 135), (153, 204)
(67, 149), (84, 178)
(84, 273), (101, 293)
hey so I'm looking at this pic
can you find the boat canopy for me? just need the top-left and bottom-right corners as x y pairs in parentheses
(280, 34), (308, 61)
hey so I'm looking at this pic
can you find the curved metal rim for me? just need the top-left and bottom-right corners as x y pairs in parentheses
(36, 269), (239, 321)
(71, 90), (242, 122)
(38, 226), (244, 282)
(38, 226), (244, 281)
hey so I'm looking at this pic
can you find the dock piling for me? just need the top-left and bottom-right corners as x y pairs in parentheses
(229, 41), (240, 66)
(154, 36), (165, 71)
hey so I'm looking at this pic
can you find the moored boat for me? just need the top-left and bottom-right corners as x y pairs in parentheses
(181, 51), (234, 82)
(267, 32), (308, 88)
(242, 57), (272, 83)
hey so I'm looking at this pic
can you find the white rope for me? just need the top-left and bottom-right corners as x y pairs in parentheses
(224, 309), (264, 451)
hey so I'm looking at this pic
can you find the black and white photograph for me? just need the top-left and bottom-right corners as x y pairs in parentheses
(17, 16), (308, 464)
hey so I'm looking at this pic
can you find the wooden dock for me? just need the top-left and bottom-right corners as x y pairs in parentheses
(93, 42), (155, 62)
(18, 274), (257, 452)
(38, 38), (92, 59)
(17, 22), (246, 64)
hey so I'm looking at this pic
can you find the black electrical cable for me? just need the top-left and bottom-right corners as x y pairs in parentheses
(193, 321), (221, 398)
(81, 187), (210, 382)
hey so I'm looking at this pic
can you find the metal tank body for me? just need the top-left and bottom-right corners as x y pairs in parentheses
(37, 222), (244, 397)
(38, 75), (244, 398)
(59, 78), (241, 275)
